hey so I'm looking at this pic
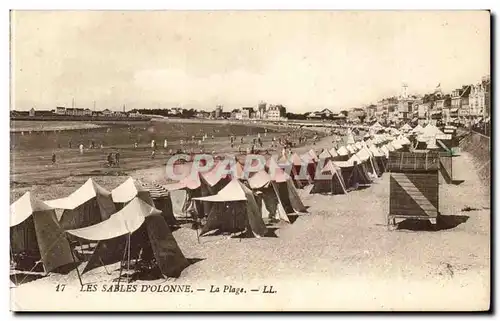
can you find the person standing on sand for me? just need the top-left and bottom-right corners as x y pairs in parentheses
(52, 153), (56, 165)
(79, 144), (84, 154)
(68, 141), (72, 149)
(164, 139), (168, 149)
(151, 150), (156, 159)
(134, 142), (138, 149)
(115, 152), (120, 166)
(107, 153), (113, 167)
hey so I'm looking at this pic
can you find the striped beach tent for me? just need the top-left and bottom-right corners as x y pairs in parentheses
(138, 180), (177, 226)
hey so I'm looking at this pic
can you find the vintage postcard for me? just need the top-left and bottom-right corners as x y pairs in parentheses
(9, 10), (491, 311)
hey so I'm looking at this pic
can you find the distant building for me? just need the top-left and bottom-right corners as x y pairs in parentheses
(83, 108), (92, 116)
(29, 108), (35, 117)
(214, 105), (223, 118)
(56, 106), (66, 115)
(266, 105), (286, 121)
(169, 107), (183, 115)
(240, 107), (254, 120)
(102, 109), (113, 117)
(257, 102), (267, 119)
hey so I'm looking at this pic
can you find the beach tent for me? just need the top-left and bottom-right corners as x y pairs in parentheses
(111, 177), (150, 209)
(328, 147), (339, 158)
(137, 181), (177, 226)
(344, 131), (355, 145)
(369, 145), (387, 174)
(346, 144), (357, 155)
(265, 159), (307, 213)
(67, 197), (189, 278)
(348, 154), (373, 184)
(310, 160), (347, 195)
(281, 153), (314, 188)
(318, 149), (333, 161)
(400, 123), (412, 132)
(332, 160), (369, 191)
(45, 178), (116, 230)
(248, 169), (306, 223)
(385, 143), (396, 152)
(380, 145), (390, 158)
(336, 146), (350, 161)
(10, 192), (75, 273)
(307, 149), (319, 162)
(356, 148), (379, 178)
(419, 124), (445, 141)
(193, 179), (268, 237)
(164, 170), (208, 220)
(390, 140), (403, 151)
(410, 124), (424, 135)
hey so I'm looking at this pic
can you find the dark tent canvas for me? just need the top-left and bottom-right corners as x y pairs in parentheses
(10, 192), (75, 273)
(310, 160), (347, 195)
(45, 178), (116, 230)
(194, 179), (267, 237)
(67, 197), (189, 278)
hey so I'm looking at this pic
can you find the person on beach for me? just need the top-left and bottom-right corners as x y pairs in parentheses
(151, 150), (156, 159)
(68, 141), (72, 149)
(164, 139), (168, 149)
(134, 142), (138, 149)
(115, 152), (120, 166)
(79, 144), (84, 154)
(107, 153), (114, 167)
(52, 153), (56, 165)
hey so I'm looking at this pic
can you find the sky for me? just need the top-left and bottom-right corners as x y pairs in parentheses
(11, 11), (490, 113)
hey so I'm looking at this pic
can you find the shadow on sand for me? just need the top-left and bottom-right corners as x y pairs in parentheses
(396, 214), (469, 231)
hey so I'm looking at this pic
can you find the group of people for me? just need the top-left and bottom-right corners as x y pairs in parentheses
(106, 152), (121, 167)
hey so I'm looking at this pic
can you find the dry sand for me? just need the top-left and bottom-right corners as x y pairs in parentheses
(10, 135), (490, 311)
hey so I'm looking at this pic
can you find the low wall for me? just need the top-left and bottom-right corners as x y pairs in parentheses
(459, 131), (491, 186)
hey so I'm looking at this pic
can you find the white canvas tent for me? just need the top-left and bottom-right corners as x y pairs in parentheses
(45, 178), (116, 230)
(193, 180), (268, 237)
(67, 197), (189, 278)
(10, 192), (75, 273)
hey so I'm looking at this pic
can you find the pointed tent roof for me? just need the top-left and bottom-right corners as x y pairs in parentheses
(345, 132), (355, 145)
(390, 140), (403, 150)
(308, 149), (319, 162)
(400, 123), (412, 131)
(300, 152), (316, 164)
(45, 178), (111, 210)
(164, 171), (202, 191)
(66, 197), (161, 241)
(385, 143), (396, 152)
(193, 179), (248, 202)
(266, 158), (291, 183)
(346, 145), (357, 154)
(248, 170), (272, 189)
(319, 149), (332, 159)
(356, 148), (372, 161)
(328, 147), (339, 157)
(337, 146), (349, 156)
(411, 124), (424, 134)
(348, 154), (363, 164)
(320, 160), (341, 173)
(10, 192), (53, 227)
(380, 145), (390, 157)
(419, 124), (444, 138)
(111, 177), (149, 203)
(369, 145), (384, 157)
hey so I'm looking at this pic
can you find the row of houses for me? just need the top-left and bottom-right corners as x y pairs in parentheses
(362, 76), (490, 126)
(198, 103), (288, 121)
(12, 107), (144, 118)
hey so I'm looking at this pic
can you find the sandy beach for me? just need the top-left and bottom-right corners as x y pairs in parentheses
(10, 132), (490, 311)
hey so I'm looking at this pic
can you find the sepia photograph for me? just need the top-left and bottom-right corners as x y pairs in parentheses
(9, 10), (491, 311)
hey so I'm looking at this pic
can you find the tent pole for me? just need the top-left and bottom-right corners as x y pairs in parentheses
(10, 246), (19, 286)
(117, 235), (129, 287)
(99, 257), (111, 275)
(127, 233), (131, 284)
(66, 236), (83, 287)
